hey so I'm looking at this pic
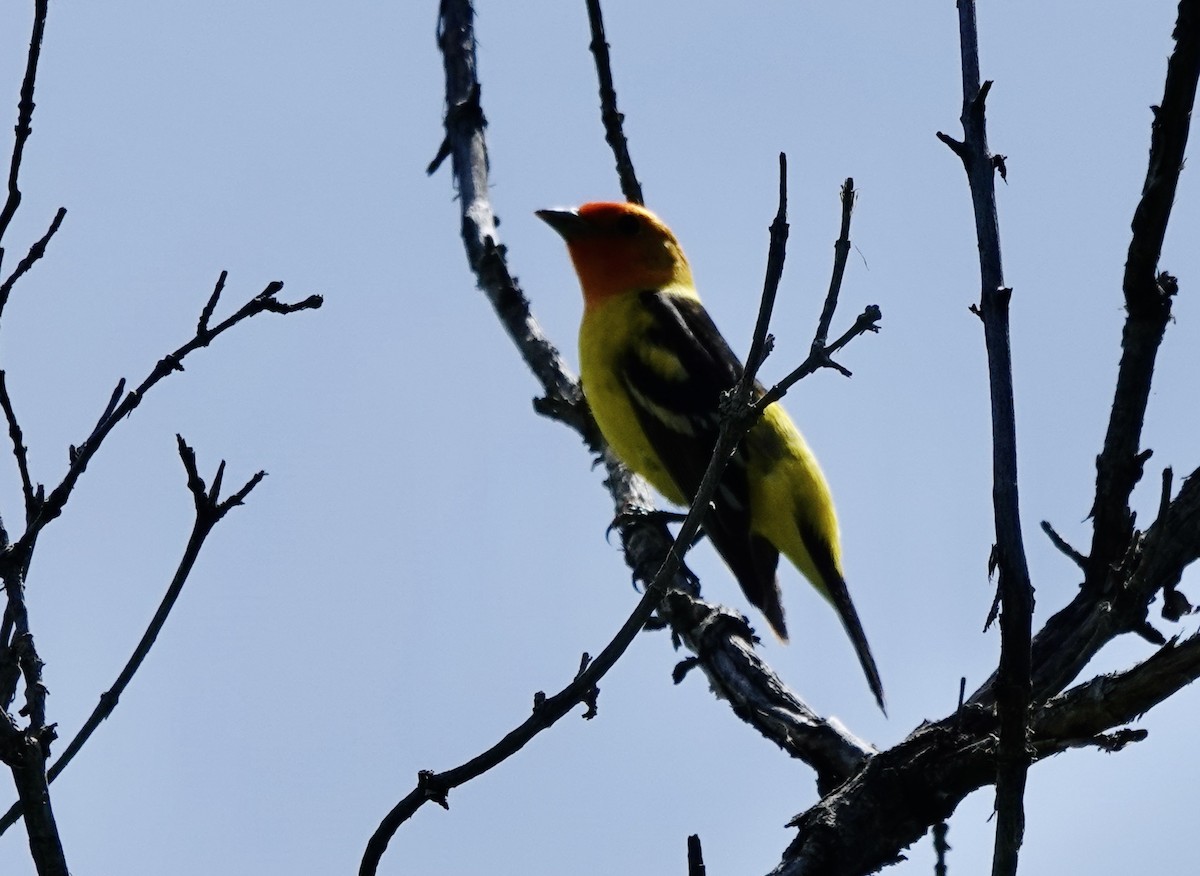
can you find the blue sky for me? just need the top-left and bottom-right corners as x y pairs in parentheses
(0, 2), (1196, 874)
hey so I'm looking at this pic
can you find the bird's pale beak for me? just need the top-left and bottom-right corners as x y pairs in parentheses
(535, 207), (586, 241)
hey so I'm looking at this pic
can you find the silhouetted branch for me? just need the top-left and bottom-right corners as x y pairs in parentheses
(752, 179), (881, 412)
(1040, 520), (1086, 570)
(374, 82), (876, 864)
(933, 822), (949, 876)
(0, 557), (63, 874)
(966, 1), (1200, 711)
(687, 834), (706, 876)
(0, 0), (47, 246)
(0, 437), (266, 837)
(938, 3), (1032, 873)
(0, 372), (36, 524)
(774, 629), (1200, 875)
(1085, 0), (1198, 604)
(585, 0), (643, 204)
(428, 0), (880, 778)
(11, 278), (320, 560)
(0, 206), (65, 320)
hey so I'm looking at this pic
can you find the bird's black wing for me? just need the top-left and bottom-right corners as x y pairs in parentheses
(618, 290), (786, 637)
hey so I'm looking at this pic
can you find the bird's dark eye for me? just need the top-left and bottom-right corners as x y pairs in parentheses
(615, 213), (640, 236)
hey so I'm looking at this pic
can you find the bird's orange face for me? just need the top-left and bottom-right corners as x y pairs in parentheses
(537, 202), (694, 308)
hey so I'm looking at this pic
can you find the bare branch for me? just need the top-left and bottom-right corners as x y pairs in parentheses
(363, 143), (879, 873)
(752, 179), (881, 413)
(933, 822), (950, 876)
(0, 206), (65, 320)
(811, 177), (856, 351)
(741, 153), (789, 380)
(940, 3), (1033, 874)
(0, 711), (65, 876)
(0, 436), (266, 837)
(196, 269), (226, 336)
(432, 1), (588, 440)
(1040, 520), (1086, 570)
(0, 371), (37, 523)
(584, 0), (643, 204)
(687, 834), (706, 876)
(0, 0), (49, 246)
(775, 631), (1200, 875)
(13, 278), (319, 555)
(1086, 0), (1199, 601)
(0, 575), (64, 873)
(962, 4), (1200, 713)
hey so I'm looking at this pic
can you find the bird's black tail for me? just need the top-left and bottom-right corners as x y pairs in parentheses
(826, 571), (886, 714)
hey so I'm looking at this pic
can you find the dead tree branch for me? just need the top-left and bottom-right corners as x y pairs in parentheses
(0, 438), (266, 836)
(937, 3), (1033, 873)
(584, 0), (643, 204)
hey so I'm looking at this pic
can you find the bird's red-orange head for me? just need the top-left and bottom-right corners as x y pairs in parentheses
(537, 202), (694, 308)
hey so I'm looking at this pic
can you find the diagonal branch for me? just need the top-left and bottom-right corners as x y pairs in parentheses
(0, 207), (65, 322)
(11, 278), (320, 561)
(431, 0), (883, 785)
(368, 126), (878, 871)
(0, 436), (266, 837)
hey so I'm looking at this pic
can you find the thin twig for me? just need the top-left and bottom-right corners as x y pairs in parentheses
(1040, 520), (1086, 570)
(742, 153), (788, 379)
(811, 178), (856, 351)
(0, 0), (49, 246)
(0, 436), (266, 837)
(750, 184), (879, 412)
(13, 278), (320, 557)
(0, 371), (37, 522)
(584, 0), (643, 205)
(939, 4), (1033, 875)
(361, 541), (684, 875)
(196, 269), (227, 336)
(0, 207), (66, 320)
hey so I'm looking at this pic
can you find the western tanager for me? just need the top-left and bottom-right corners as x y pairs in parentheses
(538, 201), (885, 711)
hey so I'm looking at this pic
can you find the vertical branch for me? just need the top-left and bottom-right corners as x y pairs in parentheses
(0, 0), (49, 245)
(0, 567), (67, 875)
(1084, 0), (1198, 599)
(2, 714), (67, 876)
(742, 153), (788, 377)
(812, 178), (856, 352)
(584, 0), (643, 204)
(937, 3), (1033, 875)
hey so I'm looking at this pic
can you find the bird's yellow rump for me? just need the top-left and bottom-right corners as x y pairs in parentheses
(538, 201), (885, 712)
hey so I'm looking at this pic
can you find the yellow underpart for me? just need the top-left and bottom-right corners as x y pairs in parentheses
(579, 285), (695, 506)
(581, 285), (845, 610)
(745, 403), (842, 604)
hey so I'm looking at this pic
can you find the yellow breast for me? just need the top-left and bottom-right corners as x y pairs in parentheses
(578, 292), (689, 505)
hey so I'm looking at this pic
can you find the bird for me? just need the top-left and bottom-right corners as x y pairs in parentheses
(537, 201), (885, 712)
